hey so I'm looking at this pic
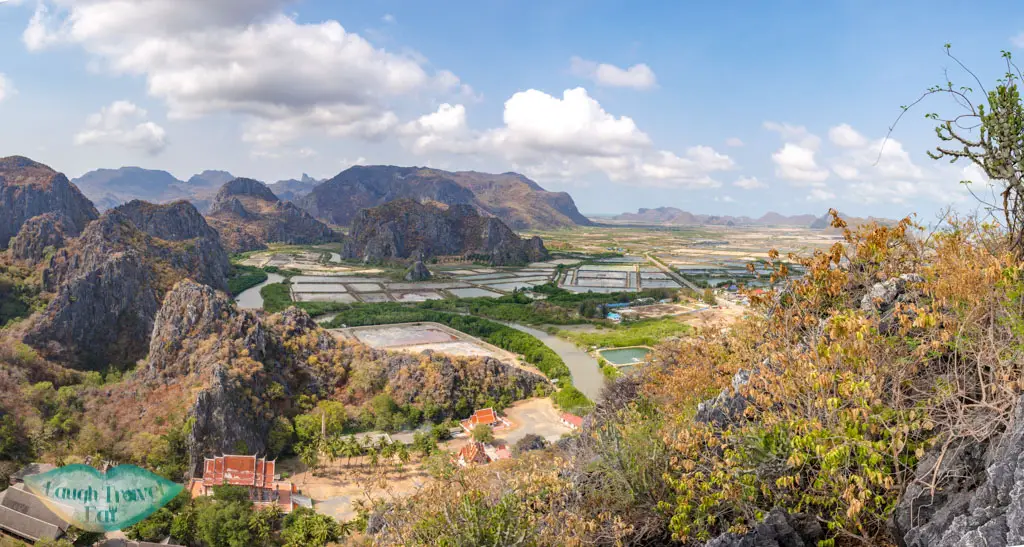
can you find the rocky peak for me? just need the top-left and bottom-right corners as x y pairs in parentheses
(206, 178), (337, 253)
(343, 199), (548, 266)
(211, 178), (280, 207)
(24, 202), (231, 368)
(8, 213), (68, 263)
(0, 156), (98, 249)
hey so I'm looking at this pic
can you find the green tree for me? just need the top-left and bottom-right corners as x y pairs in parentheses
(195, 498), (255, 547)
(472, 424), (494, 444)
(281, 507), (343, 547)
(249, 505), (282, 546)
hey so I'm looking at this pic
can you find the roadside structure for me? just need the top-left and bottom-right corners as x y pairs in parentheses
(0, 482), (70, 543)
(460, 408), (510, 434)
(456, 442), (491, 467)
(560, 412), (583, 430)
(189, 455), (297, 512)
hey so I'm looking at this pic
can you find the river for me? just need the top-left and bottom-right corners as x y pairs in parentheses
(235, 273), (284, 309)
(497, 322), (604, 402)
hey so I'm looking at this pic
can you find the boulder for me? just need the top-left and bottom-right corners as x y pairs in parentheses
(705, 508), (824, 547)
(892, 394), (1024, 546)
(404, 260), (432, 281)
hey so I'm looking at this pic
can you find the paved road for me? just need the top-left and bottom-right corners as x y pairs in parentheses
(498, 322), (604, 401)
(646, 253), (702, 293)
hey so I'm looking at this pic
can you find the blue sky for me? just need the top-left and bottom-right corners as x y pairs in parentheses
(0, 0), (1019, 218)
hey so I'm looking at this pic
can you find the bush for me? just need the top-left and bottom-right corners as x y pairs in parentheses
(227, 265), (268, 296)
(552, 385), (592, 415)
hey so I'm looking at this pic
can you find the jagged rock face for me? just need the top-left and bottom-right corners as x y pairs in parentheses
(206, 178), (337, 253)
(24, 203), (230, 369)
(892, 393), (1024, 547)
(297, 165), (591, 229)
(404, 260), (432, 281)
(705, 509), (823, 547)
(0, 156), (98, 249)
(343, 199), (548, 266)
(8, 213), (67, 263)
(147, 281), (334, 472)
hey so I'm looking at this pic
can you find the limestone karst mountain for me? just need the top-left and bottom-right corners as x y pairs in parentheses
(205, 177), (337, 253)
(343, 199), (548, 266)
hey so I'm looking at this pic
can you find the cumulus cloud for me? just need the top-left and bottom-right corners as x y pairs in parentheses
(382, 13), (395, 24)
(765, 121), (830, 188)
(820, 122), (972, 205)
(725, 137), (744, 147)
(401, 88), (733, 188)
(828, 123), (868, 148)
(24, 0), (467, 149)
(1013, 32), (1024, 48)
(734, 176), (767, 190)
(569, 57), (657, 90)
(0, 74), (12, 103)
(74, 101), (168, 154)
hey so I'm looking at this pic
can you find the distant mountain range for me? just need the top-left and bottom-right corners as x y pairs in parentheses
(297, 166), (591, 230)
(71, 165), (590, 230)
(71, 167), (323, 214)
(606, 207), (891, 229)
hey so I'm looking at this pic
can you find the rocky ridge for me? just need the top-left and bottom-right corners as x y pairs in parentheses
(0, 156), (98, 249)
(23, 200), (230, 369)
(298, 165), (591, 229)
(205, 178), (337, 253)
(343, 199), (548, 266)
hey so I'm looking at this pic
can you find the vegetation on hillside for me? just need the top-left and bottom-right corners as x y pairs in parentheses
(558, 318), (691, 349)
(226, 264), (268, 296)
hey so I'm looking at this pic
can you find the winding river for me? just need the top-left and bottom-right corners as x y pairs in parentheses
(235, 281), (604, 400)
(497, 322), (604, 401)
(235, 273), (284, 309)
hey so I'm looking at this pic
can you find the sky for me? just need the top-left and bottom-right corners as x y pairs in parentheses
(0, 0), (1018, 219)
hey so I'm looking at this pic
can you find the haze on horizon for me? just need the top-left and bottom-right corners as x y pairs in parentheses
(0, 0), (1015, 219)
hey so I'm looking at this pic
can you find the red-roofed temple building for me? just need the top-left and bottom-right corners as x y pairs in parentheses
(188, 455), (298, 512)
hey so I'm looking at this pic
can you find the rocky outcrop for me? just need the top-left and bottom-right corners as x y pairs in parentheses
(343, 199), (548, 266)
(0, 156), (98, 249)
(297, 165), (590, 229)
(705, 509), (824, 547)
(24, 202), (230, 368)
(860, 274), (923, 335)
(206, 178), (337, 253)
(404, 260), (432, 281)
(891, 394), (1024, 547)
(8, 213), (68, 263)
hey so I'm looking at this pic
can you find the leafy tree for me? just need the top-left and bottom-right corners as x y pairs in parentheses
(249, 505), (282, 546)
(195, 498), (255, 547)
(281, 507), (343, 547)
(513, 434), (547, 456)
(267, 416), (294, 457)
(412, 431), (437, 457)
(471, 424), (494, 444)
(211, 485), (252, 504)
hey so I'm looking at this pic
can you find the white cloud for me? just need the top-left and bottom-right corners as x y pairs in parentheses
(714, 195), (736, 203)
(808, 188), (836, 201)
(24, 0), (467, 150)
(382, 13), (395, 24)
(0, 74), (12, 103)
(764, 121), (820, 150)
(1012, 32), (1024, 48)
(401, 88), (733, 188)
(821, 123), (971, 205)
(734, 176), (767, 190)
(569, 57), (657, 90)
(486, 87), (652, 157)
(765, 122), (830, 189)
(725, 137), (744, 147)
(828, 123), (868, 148)
(772, 143), (830, 183)
(74, 101), (168, 154)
